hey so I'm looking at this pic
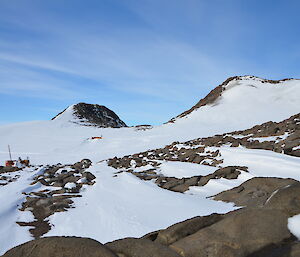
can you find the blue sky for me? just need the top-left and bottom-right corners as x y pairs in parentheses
(0, 0), (299, 125)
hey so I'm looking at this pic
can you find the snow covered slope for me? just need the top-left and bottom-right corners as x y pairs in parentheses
(168, 76), (300, 133)
(0, 76), (299, 165)
(0, 75), (299, 254)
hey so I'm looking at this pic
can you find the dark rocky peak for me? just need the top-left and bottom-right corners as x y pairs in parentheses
(52, 102), (127, 128)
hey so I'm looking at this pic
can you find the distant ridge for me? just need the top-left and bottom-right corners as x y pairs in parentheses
(168, 75), (296, 123)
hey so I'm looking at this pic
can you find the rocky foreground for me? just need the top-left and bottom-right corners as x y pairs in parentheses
(3, 176), (300, 257)
(0, 159), (96, 239)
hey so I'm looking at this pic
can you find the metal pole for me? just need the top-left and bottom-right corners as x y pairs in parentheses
(8, 145), (12, 160)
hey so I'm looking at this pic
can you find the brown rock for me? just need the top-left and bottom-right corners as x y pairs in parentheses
(170, 209), (292, 257)
(2, 237), (118, 257)
(246, 238), (299, 257)
(155, 213), (224, 245)
(264, 182), (300, 216)
(213, 177), (297, 208)
(82, 171), (96, 181)
(106, 238), (181, 257)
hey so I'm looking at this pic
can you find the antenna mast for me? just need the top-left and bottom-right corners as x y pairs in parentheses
(8, 145), (12, 160)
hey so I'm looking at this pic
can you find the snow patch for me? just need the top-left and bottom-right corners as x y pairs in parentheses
(288, 214), (300, 240)
(64, 182), (77, 189)
(157, 161), (217, 178)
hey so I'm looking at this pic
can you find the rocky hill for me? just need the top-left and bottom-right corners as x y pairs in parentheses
(52, 103), (127, 128)
(169, 76), (297, 122)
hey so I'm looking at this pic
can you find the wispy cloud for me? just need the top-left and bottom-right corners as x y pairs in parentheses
(0, 1), (236, 103)
(0, 0), (299, 125)
(0, 30), (229, 103)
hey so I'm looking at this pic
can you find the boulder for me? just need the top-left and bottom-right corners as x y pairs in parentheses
(105, 238), (181, 257)
(155, 213), (224, 245)
(170, 208), (292, 257)
(264, 182), (300, 216)
(71, 159), (92, 170)
(2, 236), (118, 257)
(82, 171), (96, 182)
(213, 166), (247, 179)
(213, 177), (297, 208)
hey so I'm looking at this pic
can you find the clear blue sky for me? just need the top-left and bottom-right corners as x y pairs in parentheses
(0, 0), (299, 125)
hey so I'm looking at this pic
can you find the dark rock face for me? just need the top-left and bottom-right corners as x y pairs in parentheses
(53, 103), (127, 128)
(2, 237), (118, 257)
(213, 177), (298, 208)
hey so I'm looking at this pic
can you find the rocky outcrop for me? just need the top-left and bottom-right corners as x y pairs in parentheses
(52, 103), (127, 128)
(107, 113), (299, 193)
(109, 165), (248, 193)
(106, 238), (182, 257)
(151, 213), (224, 246)
(0, 166), (22, 186)
(212, 177), (298, 208)
(155, 166), (248, 193)
(17, 159), (96, 238)
(2, 237), (118, 257)
(182, 112), (300, 158)
(170, 208), (292, 257)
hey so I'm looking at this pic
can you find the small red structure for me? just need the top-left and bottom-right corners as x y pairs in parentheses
(5, 159), (30, 167)
(91, 136), (103, 140)
(5, 160), (15, 167)
(4, 145), (30, 167)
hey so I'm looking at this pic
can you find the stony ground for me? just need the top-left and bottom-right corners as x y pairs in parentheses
(107, 113), (300, 194)
(3, 177), (300, 256)
(0, 166), (22, 186)
(3, 159), (97, 239)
